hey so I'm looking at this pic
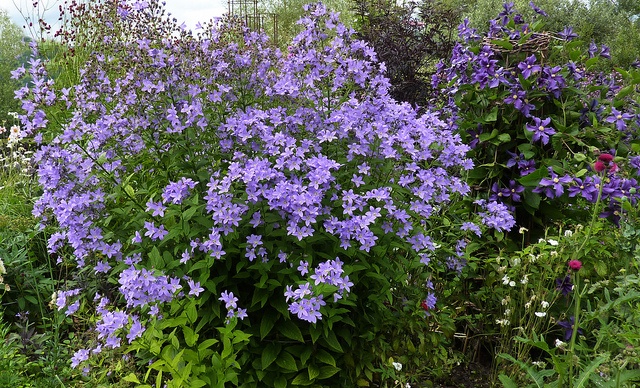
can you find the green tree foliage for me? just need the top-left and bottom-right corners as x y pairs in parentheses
(0, 9), (28, 126)
(461, 0), (640, 68)
(259, 0), (355, 47)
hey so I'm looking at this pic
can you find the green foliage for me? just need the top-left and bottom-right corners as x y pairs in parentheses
(460, 0), (640, 68)
(0, 10), (28, 126)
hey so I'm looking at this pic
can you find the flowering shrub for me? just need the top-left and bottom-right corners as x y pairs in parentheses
(434, 1), (640, 237)
(15, 1), (510, 385)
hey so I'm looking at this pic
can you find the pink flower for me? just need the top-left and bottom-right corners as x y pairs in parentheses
(594, 160), (606, 172)
(568, 260), (582, 271)
(598, 153), (614, 163)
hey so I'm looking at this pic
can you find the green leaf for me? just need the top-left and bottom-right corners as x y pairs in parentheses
(575, 353), (609, 388)
(278, 320), (304, 342)
(317, 365), (341, 379)
(291, 372), (313, 386)
(185, 302), (198, 323)
(308, 364), (320, 380)
(497, 374), (518, 388)
(183, 326), (198, 348)
(484, 108), (498, 122)
(497, 133), (511, 143)
(616, 85), (633, 100)
(274, 376), (288, 388)
(315, 349), (336, 366)
(321, 330), (343, 353)
(276, 350), (299, 372)
(123, 373), (141, 384)
(518, 168), (546, 187)
(491, 39), (513, 50)
(149, 246), (164, 269)
(261, 342), (282, 370)
(260, 312), (278, 340)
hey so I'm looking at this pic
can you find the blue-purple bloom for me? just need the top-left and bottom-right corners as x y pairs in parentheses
(526, 117), (556, 145)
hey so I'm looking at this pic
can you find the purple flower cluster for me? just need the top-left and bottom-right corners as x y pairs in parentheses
(285, 258), (353, 322)
(17, 0), (484, 367)
(474, 199), (516, 232)
(219, 291), (248, 322)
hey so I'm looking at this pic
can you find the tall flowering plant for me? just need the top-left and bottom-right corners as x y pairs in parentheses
(15, 1), (507, 385)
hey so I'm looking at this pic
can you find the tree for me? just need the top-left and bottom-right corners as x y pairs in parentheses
(0, 9), (28, 126)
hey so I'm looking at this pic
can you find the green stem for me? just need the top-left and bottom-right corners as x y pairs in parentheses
(568, 272), (582, 388)
(576, 172), (605, 256)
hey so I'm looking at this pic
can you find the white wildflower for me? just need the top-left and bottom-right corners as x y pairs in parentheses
(547, 239), (559, 246)
(519, 227), (528, 234)
(534, 312), (547, 317)
(510, 257), (521, 266)
(564, 230), (573, 237)
(555, 339), (567, 348)
(541, 300), (549, 309)
(392, 362), (402, 371)
(521, 274), (529, 285)
(532, 361), (546, 368)
(496, 319), (510, 326)
(0, 258), (6, 275)
(502, 275), (510, 285)
(504, 309), (511, 316)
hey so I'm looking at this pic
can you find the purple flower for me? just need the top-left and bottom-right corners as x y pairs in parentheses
(187, 279), (204, 297)
(556, 275), (573, 296)
(518, 55), (542, 79)
(557, 316), (582, 341)
(71, 349), (90, 368)
(606, 108), (634, 131)
(529, 1), (548, 16)
(558, 27), (577, 41)
(526, 117), (556, 145)
(533, 167), (572, 198)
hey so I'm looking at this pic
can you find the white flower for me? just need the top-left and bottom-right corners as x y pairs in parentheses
(504, 309), (511, 316)
(0, 259), (6, 275)
(502, 275), (510, 285)
(519, 227), (529, 234)
(509, 280), (515, 287)
(532, 361), (546, 368)
(521, 275), (529, 285)
(564, 230), (573, 237)
(501, 296), (510, 305)
(496, 319), (510, 326)
(555, 339), (566, 348)
(547, 239), (559, 246)
(541, 300), (550, 309)
(534, 312), (547, 317)
(510, 257), (521, 266)
(392, 362), (402, 371)
(524, 302), (531, 309)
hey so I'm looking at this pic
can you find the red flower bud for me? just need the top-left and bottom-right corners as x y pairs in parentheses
(594, 160), (605, 172)
(421, 300), (429, 311)
(598, 153), (614, 163)
(568, 260), (582, 271)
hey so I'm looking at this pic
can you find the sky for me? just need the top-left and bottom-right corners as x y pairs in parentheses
(2, 0), (228, 36)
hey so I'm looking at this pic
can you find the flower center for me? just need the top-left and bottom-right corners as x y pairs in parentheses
(538, 125), (545, 131)
(553, 178), (559, 183)
(617, 114), (622, 119)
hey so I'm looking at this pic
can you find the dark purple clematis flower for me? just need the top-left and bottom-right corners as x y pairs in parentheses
(558, 26), (577, 41)
(556, 275), (573, 296)
(529, 1), (548, 16)
(507, 180), (525, 202)
(534, 167), (572, 199)
(526, 117), (556, 145)
(557, 316), (582, 341)
(518, 54), (542, 79)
